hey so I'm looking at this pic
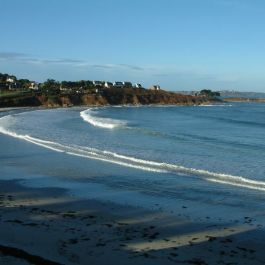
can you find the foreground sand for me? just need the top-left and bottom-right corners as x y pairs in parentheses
(0, 179), (265, 265)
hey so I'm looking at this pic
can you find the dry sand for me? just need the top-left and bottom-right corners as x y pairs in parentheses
(0, 179), (265, 265)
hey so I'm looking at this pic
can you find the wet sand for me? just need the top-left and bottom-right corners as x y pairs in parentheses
(1, 179), (265, 265)
(1, 110), (265, 264)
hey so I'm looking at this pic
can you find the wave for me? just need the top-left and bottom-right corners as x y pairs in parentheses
(1, 114), (265, 192)
(80, 108), (127, 129)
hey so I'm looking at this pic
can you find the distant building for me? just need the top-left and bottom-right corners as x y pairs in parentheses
(134, 83), (142, 88)
(6, 77), (15, 83)
(113, 81), (123, 88)
(29, 82), (39, 90)
(149, 85), (160, 91)
(104, 82), (113, 88)
(5, 76), (17, 90)
(122, 81), (132, 88)
(93, 81), (103, 87)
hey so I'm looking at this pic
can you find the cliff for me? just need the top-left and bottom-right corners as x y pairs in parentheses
(0, 88), (214, 108)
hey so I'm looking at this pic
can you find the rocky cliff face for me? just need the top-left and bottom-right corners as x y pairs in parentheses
(0, 88), (213, 108)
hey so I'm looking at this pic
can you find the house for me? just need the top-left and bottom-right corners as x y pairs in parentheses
(93, 81), (103, 87)
(122, 81), (132, 88)
(104, 82), (113, 88)
(134, 83), (142, 88)
(6, 77), (15, 90)
(113, 81), (123, 88)
(29, 82), (39, 90)
(149, 85), (160, 91)
(6, 77), (15, 83)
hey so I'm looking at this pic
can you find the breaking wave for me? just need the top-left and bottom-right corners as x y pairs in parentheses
(80, 108), (127, 129)
(1, 113), (265, 192)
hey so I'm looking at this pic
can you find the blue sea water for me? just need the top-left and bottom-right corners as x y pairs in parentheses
(0, 103), (265, 222)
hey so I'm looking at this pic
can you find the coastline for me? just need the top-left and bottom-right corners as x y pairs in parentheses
(1, 131), (265, 264)
(223, 98), (265, 103)
(0, 88), (216, 108)
(1, 178), (265, 265)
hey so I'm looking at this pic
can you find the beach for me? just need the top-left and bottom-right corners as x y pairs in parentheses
(1, 129), (265, 265)
(2, 0), (265, 263)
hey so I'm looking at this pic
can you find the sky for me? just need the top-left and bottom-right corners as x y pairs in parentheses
(1, 0), (265, 91)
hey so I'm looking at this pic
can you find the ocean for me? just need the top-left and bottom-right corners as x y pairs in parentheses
(1, 103), (265, 223)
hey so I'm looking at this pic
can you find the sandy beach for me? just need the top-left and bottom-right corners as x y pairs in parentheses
(2, 0), (265, 262)
(1, 108), (265, 265)
(1, 179), (265, 265)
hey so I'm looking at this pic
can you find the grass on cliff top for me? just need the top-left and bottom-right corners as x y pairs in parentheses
(0, 90), (37, 99)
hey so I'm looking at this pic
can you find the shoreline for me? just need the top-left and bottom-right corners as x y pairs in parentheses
(1, 104), (265, 264)
(223, 98), (265, 103)
(1, 179), (265, 265)
(0, 100), (217, 111)
(0, 100), (263, 114)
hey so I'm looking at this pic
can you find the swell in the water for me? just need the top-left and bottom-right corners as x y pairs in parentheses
(80, 108), (127, 129)
(198, 104), (233, 107)
(1, 114), (265, 192)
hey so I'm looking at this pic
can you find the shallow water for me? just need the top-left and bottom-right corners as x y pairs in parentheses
(0, 104), (265, 223)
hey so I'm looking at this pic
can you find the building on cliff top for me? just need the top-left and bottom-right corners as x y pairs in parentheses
(113, 81), (123, 88)
(104, 82), (113, 88)
(93, 81), (103, 87)
(29, 82), (39, 90)
(134, 83), (142, 88)
(149, 85), (160, 91)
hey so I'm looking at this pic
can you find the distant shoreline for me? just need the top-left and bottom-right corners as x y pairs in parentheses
(223, 97), (265, 103)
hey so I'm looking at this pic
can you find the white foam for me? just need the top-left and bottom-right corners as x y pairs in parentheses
(1, 112), (265, 192)
(207, 178), (265, 192)
(80, 108), (126, 129)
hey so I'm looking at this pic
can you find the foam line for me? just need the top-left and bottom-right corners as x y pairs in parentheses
(1, 113), (265, 192)
(80, 108), (126, 129)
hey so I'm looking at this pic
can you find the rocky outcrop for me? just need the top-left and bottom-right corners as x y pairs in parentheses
(101, 88), (211, 105)
(0, 88), (214, 108)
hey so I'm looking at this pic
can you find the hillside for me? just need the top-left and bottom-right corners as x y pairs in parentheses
(0, 88), (213, 108)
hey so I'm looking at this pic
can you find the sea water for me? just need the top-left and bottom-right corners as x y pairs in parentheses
(0, 104), (265, 223)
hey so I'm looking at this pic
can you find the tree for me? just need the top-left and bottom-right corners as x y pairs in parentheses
(17, 79), (31, 89)
(199, 89), (220, 98)
(42, 79), (60, 90)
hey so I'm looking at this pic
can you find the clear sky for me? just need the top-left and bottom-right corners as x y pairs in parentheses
(1, 0), (265, 91)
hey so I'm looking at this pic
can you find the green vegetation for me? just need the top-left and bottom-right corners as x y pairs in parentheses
(199, 89), (220, 98)
(61, 80), (94, 90)
(0, 72), (219, 107)
(41, 79), (60, 91)
(0, 73), (31, 90)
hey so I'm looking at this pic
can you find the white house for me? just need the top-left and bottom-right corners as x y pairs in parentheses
(104, 82), (113, 88)
(113, 81), (123, 88)
(6, 77), (15, 83)
(6, 78), (17, 90)
(93, 81), (103, 87)
(122, 81), (132, 88)
(134, 83), (142, 88)
(29, 82), (39, 90)
(149, 85), (160, 91)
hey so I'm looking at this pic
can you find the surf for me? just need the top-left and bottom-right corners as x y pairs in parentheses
(1, 112), (265, 192)
(80, 108), (127, 129)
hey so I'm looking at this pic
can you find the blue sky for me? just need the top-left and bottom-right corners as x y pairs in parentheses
(1, 0), (265, 91)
